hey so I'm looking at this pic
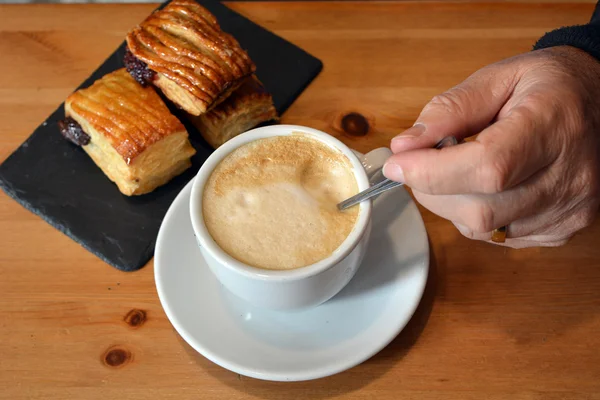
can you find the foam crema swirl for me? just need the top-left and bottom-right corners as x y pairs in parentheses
(202, 134), (360, 270)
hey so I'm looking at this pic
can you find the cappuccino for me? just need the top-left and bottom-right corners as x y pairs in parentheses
(202, 135), (359, 270)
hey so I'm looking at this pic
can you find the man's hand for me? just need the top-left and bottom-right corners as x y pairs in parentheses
(383, 46), (600, 248)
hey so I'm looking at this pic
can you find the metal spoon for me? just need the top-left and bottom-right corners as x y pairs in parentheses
(337, 135), (458, 211)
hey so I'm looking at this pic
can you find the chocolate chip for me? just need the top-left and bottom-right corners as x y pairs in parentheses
(124, 48), (156, 87)
(58, 117), (90, 146)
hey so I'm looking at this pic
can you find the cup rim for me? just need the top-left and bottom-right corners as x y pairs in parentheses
(189, 125), (372, 282)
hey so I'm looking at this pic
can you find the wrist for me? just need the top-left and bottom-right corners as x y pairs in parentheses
(534, 24), (600, 63)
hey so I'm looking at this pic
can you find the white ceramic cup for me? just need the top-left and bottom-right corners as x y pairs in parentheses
(189, 125), (392, 311)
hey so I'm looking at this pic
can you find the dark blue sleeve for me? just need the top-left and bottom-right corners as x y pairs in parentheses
(592, 2), (600, 23)
(533, 2), (600, 61)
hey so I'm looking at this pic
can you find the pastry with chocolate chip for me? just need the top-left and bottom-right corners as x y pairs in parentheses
(125, 0), (256, 116)
(59, 68), (195, 196)
(188, 75), (277, 148)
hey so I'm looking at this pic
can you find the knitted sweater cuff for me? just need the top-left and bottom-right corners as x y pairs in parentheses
(533, 24), (600, 61)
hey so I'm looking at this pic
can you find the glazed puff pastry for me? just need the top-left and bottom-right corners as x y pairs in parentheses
(60, 68), (196, 196)
(125, 0), (256, 116)
(188, 75), (278, 148)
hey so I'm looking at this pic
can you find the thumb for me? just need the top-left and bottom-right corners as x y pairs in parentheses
(391, 62), (520, 153)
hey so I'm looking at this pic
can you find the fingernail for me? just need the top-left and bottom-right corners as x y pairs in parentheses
(383, 161), (405, 182)
(391, 123), (426, 143)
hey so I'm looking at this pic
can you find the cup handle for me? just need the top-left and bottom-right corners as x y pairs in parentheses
(358, 147), (393, 185)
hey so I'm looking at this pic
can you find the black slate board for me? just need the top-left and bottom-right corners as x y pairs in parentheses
(0, 0), (322, 272)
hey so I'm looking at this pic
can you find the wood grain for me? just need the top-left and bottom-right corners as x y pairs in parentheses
(1, 2), (600, 399)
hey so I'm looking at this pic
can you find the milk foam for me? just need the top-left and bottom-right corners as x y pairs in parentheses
(202, 135), (359, 270)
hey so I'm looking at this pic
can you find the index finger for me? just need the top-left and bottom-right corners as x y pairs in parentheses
(383, 107), (560, 195)
(391, 61), (520, 154)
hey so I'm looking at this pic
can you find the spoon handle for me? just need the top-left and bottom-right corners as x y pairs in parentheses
(337, 136), (457, 211)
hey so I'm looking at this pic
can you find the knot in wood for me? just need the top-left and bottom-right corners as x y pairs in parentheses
(102, 346), (132, 368)
(124, 309), (147, 328)
(341, 112), (370, 136)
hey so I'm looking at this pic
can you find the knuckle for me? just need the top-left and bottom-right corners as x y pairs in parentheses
(454, 222), (476, 239)
(544, 237), (571, 248)
(426, 89), (468, 117)
(490, 75), (516, 101)
(554, 206), (597, 238)
(518, 92), (562, 133)
(585, 166), (600, 198)
(460, 230), (477, 240)
(464, 201), (497, 233)
(565, 163), (599, 206)
(519, 88), (584, 142)
(568, 168), (600, 231)
(411, 164), (440, 195)
(577, 207), (597, 230)
(519, 92), (549, 111)
(510, 103), (540, 125)
(420, 168), (437, 195)
(477, 156), (510, 194)
(564, 173), (591, 202)
(507, 106), (548, 144)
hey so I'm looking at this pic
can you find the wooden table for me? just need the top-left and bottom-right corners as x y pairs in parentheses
(2, 1), (600, 398)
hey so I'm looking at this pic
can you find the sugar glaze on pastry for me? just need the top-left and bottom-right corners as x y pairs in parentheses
(188, 75), (278, 148)
(125, 0), (256, 116)
(62, 68), (196, 196)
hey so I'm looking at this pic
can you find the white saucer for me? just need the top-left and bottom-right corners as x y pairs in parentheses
(155, 178), (429, 381)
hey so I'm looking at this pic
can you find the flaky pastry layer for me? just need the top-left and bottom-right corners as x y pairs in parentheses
(126, 0), (256, 116)
(64, 68), (196, 195)
(188, 75), (278, 148)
